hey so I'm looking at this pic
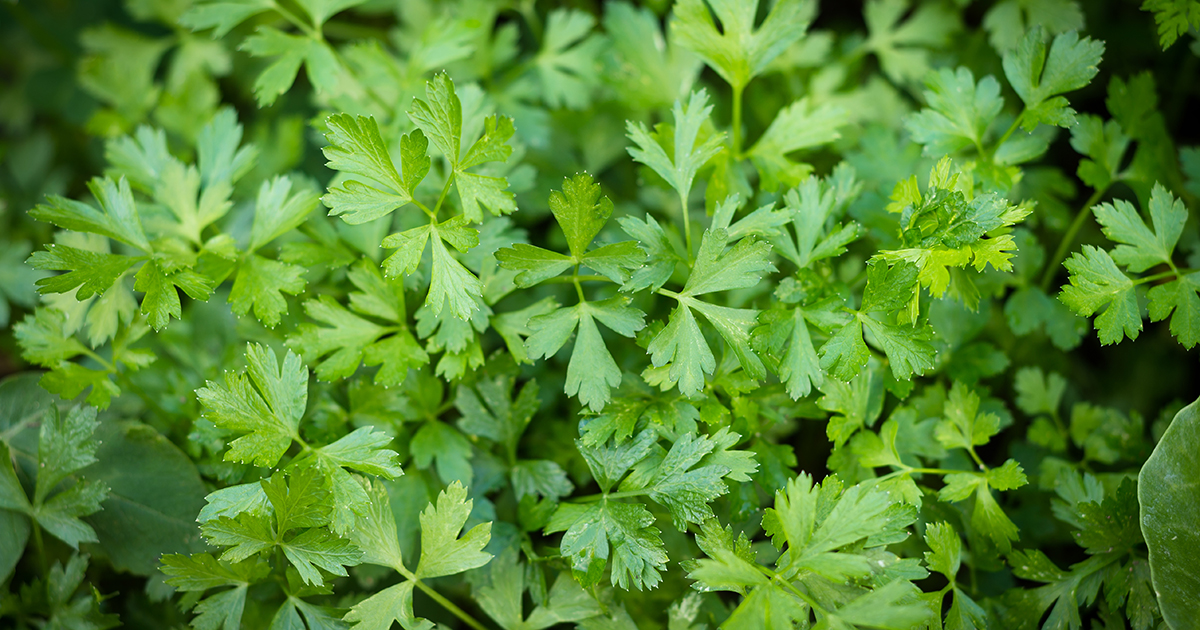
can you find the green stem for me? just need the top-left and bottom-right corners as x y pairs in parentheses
(757, 565), (821, 613)
(411, 579), (489, 630)
(731, 82), (745, 160)
(1038, 186), (1107, 291)
(395, 565), (489, 630)
(432, 172), (455, 219)
(966, 447), (989, 472)
(1133, 270), (1182, 286)
(573, 266), (587, 303)
(1050, 410), (1069, 443)
(271, 1), (320, 39)
(572, 489), (651, 503)
(989, 116), (1023, 162)
(80, 348), (116, 373)
(32, 523), (48, 578)
(876, 467), (963, 482)
(679, 191), (693, 264)
(413, 199), (436, 219)
(543, 274), (608, 285)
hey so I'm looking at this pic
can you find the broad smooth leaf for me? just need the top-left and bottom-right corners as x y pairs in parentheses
(84, 421), (208, 575)
(1139, 396), (1200, 629)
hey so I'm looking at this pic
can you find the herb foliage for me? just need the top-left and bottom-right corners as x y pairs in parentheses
(1, 0), (1199, 629)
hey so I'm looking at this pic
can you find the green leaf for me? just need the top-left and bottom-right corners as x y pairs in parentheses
(647, 302), (713, 398)
(752, 304), (828, 400)
(295, 0), (365, 27)
(526, 297), (645, 412)
(35, 405), (102, 505)
(414, 481), (492, 579)
(626, 90), (725, 202)
(864, 0), (960, 84)
(279, 527), (361, 586)
(604, 2), (702, 110)
(475, 547), (603, 630)
(261, 467), (330, 533)
(40, 362), (122, 410)
(1073, 478), (1141, 554)
(197, 107), (258, 189)
(905, 67), (1003, 156)
(1014, 366), (1068, 416)
(546, 500), (668, 590)
(85, 420), (208, 574)
(682, 229), (775, 297)
(0, 507), (29, 583)
(818, 317), (870, 383)
(161, 552), (262, 591)
(938, 462), (1027, 552)
(688, 520), (765, 593)
(344, 582), (433, 630)
(28, 245), (138, 300)
(982, 0), (1085, 52)
(536, 9), (605, 109)
(316, 427), (403, 479)
(1093, 184), (1186, 273)
(181, 0), (274, 38)
(429, 218), (485, 320)
(494, 244), (574, 287)
(1139, 396), (1200, 629)
(409, 73), (462, 166)
(824, 581), (933, 630)
(747, 99), (849, 191)
(672, 0), (816, 89)
(31, 176), (151, 252)
(134, 259), (215, 331)
(688, 299), (766, 381)
(195, 343), (307, 468)
(1059, 246), (1141, 344)
(549, 173), (614, 260)
(934, 382), (1001, 451)
(410, 421), (473, 485)
(36, 479), (109, 549)
(0, 240), (39, 328)
(202, 512), (275, 563)
(288, 261), (427, 386)
(628, 428), (756, 528)
(763, 473), (914, 582)
(460, 114), (515, 170)
(14, 308), (87, 367)
(192, 585), (249, 630)
(249, 176), (318, 252)
(720, 584), (807, 629)
(511, 460), (574, 502)
(860, 316), (937, 381)
(618, 213), (682, 292)
(456, 369), (540, 457)
(321, 114), (427, 225)
(229, 254), (306, 329)
(241, 26), (347, 106)
(454, 170), (517, 222)
(1141, 0), (1200, 48)
(346, 478), (405, 571)
(1005, 286), (1086, 350)
(1147, 272), (1200, 349)
(1003, 27), (1105, 131)
(923, 521), (961, 580)
(290, 296), (397, 382)
(1069, 115), (1130, 190)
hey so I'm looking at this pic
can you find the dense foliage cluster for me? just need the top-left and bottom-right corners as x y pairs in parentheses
(2, 0), (1200, 628)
